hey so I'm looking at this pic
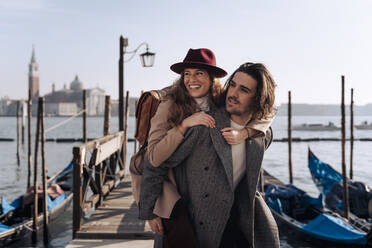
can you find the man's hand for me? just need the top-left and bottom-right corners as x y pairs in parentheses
(148, 217), (164, 235)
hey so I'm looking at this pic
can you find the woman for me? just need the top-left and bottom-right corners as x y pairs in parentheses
(144, 48), (274, 247)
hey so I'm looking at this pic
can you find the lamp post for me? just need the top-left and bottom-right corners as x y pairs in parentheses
(118, 35), (155, 131)
(118, 36), (155, 172)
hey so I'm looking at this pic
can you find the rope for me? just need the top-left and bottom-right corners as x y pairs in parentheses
(45, 110), (85, 134)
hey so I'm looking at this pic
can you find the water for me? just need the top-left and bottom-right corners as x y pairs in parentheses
(1, 115), (372, 247)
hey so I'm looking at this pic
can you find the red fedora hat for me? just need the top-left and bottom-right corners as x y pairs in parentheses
(170, 48), (227, 78)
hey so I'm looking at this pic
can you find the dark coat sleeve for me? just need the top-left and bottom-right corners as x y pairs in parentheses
(138, 126), (201, 220)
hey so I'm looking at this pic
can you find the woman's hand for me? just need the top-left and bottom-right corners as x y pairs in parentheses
(177, 112), (215, 134)
(148, 217), (164, 235)
(221, 127), (249, 145)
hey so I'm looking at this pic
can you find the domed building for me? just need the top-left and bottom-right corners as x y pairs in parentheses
(70, 75), (84, 91)
(44, 75), (105, 116)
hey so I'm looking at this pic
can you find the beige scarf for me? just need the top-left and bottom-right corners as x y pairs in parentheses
(194, 95), (210, 112)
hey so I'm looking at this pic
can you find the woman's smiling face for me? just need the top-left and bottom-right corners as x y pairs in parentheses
(183, 68), (211, 98)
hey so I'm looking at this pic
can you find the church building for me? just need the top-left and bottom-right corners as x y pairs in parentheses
(28, 48), (106, 116)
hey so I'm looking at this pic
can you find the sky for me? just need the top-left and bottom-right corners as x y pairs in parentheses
(1, 0), (372, 105)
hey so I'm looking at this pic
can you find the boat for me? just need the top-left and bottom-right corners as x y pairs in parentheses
(308, 148), (372, 221)
(293, 122), (341, 131)
(263, 170), (372, 247)
(0, 162), (73, 246)
(355, 121), (372, 130)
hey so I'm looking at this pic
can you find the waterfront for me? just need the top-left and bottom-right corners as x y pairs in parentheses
(1, 115), (372, 247)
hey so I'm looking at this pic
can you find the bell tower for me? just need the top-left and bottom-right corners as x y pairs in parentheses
(28, 46), (39, 101)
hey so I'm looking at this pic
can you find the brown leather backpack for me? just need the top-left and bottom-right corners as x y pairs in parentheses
(130, 88), (168, 203)
(134, 90), (165, 146)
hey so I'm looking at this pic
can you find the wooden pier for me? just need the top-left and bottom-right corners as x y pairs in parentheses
(73, 176), (152, 239)
(67, 176), (153, 247)
(67, 131), (154, 247)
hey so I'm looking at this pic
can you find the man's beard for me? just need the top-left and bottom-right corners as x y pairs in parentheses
(226, 96), (243, 116)
(227, 108), (243, 116)
(226, 96), (254, 117)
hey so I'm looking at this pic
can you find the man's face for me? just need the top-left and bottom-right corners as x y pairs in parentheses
(225, 72), (258, 117)
(183, 68), (211, 98)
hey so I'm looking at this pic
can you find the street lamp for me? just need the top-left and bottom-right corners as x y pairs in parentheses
(118, 35), (155, 131)
(140, 47), (155, 68)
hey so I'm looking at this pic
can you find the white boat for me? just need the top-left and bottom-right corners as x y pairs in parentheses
(355, 121), (372, 130)
(293, 122), (341, 131)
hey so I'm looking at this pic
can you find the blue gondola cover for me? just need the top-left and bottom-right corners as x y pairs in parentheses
(0, 223), (11, 233)
(302, 213), (366, 244)
(308, 150), (343, 194)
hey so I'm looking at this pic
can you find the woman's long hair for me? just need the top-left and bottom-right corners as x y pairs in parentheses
(166, 72), (222, 126)
(219, 62), (277, 119)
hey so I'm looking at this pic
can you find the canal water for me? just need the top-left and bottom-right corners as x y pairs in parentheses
(1, 115), (372, 247)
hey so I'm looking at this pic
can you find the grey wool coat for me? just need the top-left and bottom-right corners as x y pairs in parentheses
(139, 107), (280, 248)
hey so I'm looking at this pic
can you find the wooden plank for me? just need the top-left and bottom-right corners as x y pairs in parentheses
(81, 221), (149, 229)
(77, 176), (153, 240)
(83, 194), (100, 215)
(95, 135), (123, 165)
(102, 180), (115, 195)
(75, 231), (153, 240)
(66, 239), (154, 248)
(74, 132), (124, 154)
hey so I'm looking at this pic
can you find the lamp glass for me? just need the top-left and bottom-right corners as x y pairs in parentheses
(140, 51), (155, 67)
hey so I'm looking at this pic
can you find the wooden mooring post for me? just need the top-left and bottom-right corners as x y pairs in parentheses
(341, 75), (350, 220)
(104, 95), (111, 136)
(40, 97), (49, 245)
(83, 90), (87, 143)
(350, 88), (354, 180)
(123, 91), (130, 171)
(22, 101), (26, 144)
(118, 36), (125, 133)
(16, 101), (20, 165)
(288, 91), (293, 184)
(32, 98), (41, 244)
(27, 90), (32, 190)
(134, 99), (138, 153)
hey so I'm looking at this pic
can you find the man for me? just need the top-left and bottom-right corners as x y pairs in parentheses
(139, 62), (279, 248)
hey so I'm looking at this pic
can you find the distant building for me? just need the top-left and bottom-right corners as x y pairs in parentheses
(0, 97), (26, 116)
(0, 47), (139, 116)
(44, 75), (105, 116)
(86, 87), (105, 116)
(46, 102), (78, 116)
(0, 97), (12, 115)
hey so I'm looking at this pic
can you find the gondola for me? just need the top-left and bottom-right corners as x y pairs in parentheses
(308, 148), (372, 221)
(263, 170), (371, 247)
(0, 162), (73, 246)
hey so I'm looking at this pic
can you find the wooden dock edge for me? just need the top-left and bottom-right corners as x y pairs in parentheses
(74, 231), (154, 240)
(66, 239), (154, 248)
